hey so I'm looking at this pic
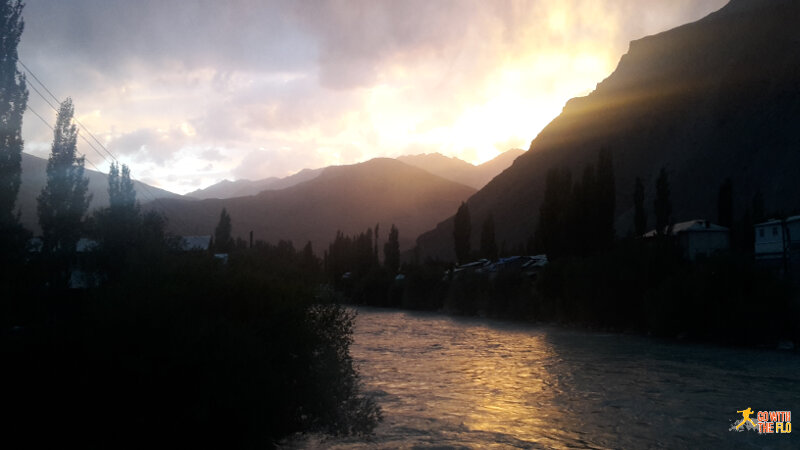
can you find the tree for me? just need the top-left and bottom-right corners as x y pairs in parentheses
(453, 201), (471, 263)
(214, 207), (233, 253)
(534, 167), (572, 258)
(383, 224), (399, 273)
(0, 0), (29, 263)
(37, 98), (91, 284)
(633, 177), (646, 236)
(92, 162), (140, 279)
(480, 213), (497, 261)
(653, 167), (672, 236)
(717, 178), (733, 229)
(595, 148), (615, 249)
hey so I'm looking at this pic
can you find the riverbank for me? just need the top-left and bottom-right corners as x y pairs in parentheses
(337, 241), (799, 350)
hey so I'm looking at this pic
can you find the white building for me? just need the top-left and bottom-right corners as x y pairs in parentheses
(644, 219), (730, 260)
(754, 215), (800, 261)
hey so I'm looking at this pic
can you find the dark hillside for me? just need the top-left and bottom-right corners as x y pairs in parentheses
(417, 0), (800, 260)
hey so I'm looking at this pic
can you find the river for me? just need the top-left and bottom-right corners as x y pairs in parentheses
(290, 307), (800, 449)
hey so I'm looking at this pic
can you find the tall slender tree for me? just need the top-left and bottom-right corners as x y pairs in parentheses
(717, 178), (733, 229)
(383, 224), (399, 273)
(0, 0), (29, 261)
(92, 162), (141, 280)
(38, 98), (91, 285)
(214, 207), (234, 253)
(633, 177), (646, 236)
(654, 168), (672, 236)
(595, 148), (615, 249)
(453, 202), (471, 264)
(480, 213), (497, 261)
(534, 167), (572, 258)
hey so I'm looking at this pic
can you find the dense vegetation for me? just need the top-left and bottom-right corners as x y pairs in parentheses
(4, 244), (381, 448)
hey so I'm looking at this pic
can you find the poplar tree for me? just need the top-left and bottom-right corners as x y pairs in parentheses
(93, 162), (140, 278)
(480, 213), (497, 261)
(0, 0), (29, 261)
(633, 177), (646, 236)
(37, 98), (91, 284)
(654, 168), (672, 236)
(453, 202), (471, 264)
(214, 207), (233, 253)
(383, 224), (399, 273)
(595, 148), (615, 249)
(717, 178), (733, 229)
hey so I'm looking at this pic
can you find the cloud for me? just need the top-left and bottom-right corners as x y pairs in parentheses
(17, 0), (728, 193)
(106, 126), (190, 165)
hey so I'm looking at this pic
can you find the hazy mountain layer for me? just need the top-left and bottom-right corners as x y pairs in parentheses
(416, 0), (800, 260)
(189, 149), (523, 200)
(398, 149), (525, 189)
(151, 158), (476, 253)
(187, 168), (324, 199)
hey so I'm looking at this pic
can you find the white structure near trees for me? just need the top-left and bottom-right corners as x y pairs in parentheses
(644, 219), (730, 260)
(754, 215), (800, 262)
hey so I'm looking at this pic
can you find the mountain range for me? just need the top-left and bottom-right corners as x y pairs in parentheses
(416, 0), (800, 260)
(397, 149), (525, 190)
(188, 149), (524, 199)
(186, 168), (324, 199)
(150, 158), (476, 253)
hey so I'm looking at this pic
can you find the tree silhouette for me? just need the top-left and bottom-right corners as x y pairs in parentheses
(383, 224), (399, 273)
(453, 202), (471, 263)
(214, 208), (234, 253)
(92, 162), (140, 279)
(595, 148), (615, 249)
(480, 213), (497, 261)
(654, 167), (672, 236)
(717, 177), (733, 228)
(534, 167), (572, 258)
(633, 177), (646, 236)
(0, 0), (29, 264)
(37, 98), (91, 285)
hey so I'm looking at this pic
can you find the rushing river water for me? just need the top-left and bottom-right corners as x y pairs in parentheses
(291, 307), (800, 449)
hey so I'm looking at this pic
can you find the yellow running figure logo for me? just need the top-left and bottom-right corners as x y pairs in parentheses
(736, 407), (756, 430)
(730, 408), (792, 434)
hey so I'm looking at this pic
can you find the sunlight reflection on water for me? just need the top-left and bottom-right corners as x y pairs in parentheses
(287, 307), (800, 449)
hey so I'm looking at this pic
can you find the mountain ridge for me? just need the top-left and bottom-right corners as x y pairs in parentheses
(415, 0), (800, 260)
(188, 149), (524, 199)
(150, 158), (476, 254)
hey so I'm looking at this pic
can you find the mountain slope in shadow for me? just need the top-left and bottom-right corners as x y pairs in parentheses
(416, 0), (800, 260)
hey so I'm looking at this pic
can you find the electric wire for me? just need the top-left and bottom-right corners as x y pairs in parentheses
(19, 60), (194, 235)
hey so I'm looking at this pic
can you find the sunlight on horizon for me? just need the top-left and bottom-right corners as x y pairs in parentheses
(18, 0), (729, 194)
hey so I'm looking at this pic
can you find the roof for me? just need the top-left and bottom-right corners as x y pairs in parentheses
(755, 215), (800, 227)
(643, 219), (729, 237)
(180, 235), (212, 251)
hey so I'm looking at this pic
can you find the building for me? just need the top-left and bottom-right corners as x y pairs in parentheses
(644, 219), (730, 260)
(754, 215), (800, 263)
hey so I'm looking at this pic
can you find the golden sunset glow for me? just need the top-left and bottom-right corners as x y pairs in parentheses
(19, 0), (728, 193)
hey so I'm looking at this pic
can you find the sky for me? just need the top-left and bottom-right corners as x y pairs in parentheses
(18, 0), (728, 194)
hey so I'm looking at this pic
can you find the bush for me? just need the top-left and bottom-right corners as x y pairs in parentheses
(3, 250), (380, 448)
